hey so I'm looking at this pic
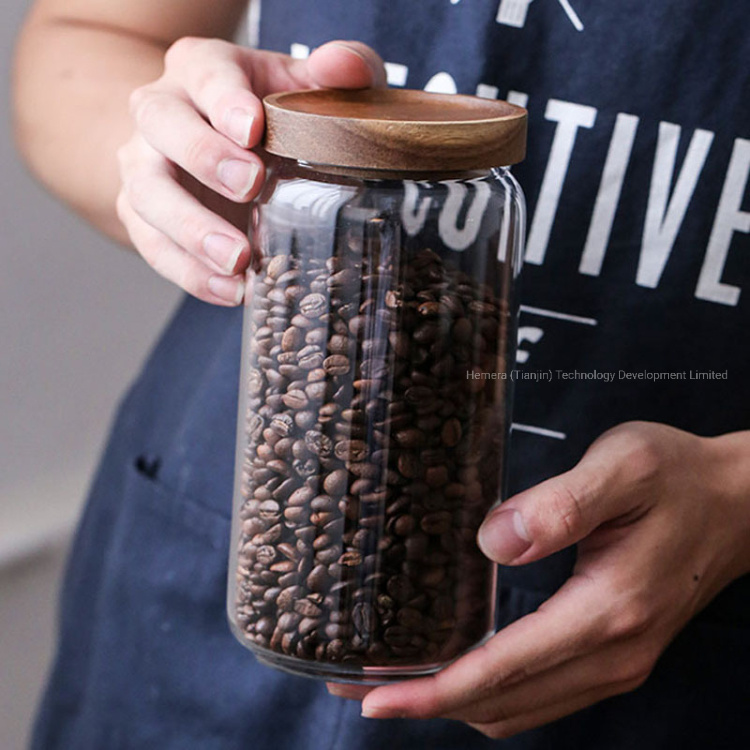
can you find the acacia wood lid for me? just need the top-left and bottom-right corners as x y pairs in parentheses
(263, 88), (527, 171)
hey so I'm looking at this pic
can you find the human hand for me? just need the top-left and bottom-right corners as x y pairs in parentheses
(329, 421), (750, 738)
(116, 39), (385, 305)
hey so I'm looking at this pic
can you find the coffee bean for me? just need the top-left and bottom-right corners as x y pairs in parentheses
(307, 565), (330, 592)
(387, 574), (414, 604)
(333, 439), (368, 463)
(282, 327), (303, 352)
(300, 435), (328, 463)
(266, 255), (290, 280)
(299, 293), (327, 318)
(441, 418), (462, 447)
(294, 598), (323, 618)
(394, 429), (426, 449)
(270, 414), (294, 437)
(236, 244), (506, 671)
(323, 469), (348, 497)
(298, 345), (324, 370)
(352, 603), (377, 635)
(425, 466), (449, 488)
(328, 334), (350, 354)
(323, 355), (350, 375)
(282, 390), (309, 409)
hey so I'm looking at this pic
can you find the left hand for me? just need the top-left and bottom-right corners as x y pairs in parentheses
(328, 421), (750, 738)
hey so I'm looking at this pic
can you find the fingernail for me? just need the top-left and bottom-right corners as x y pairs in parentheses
(329, 42), (386, 86)
(477, 509), (532, 563)
(361, 702), (399, 719)
(203, 233), (245, 273)
(330, 41), (368, 60)
(207, 274), (244, 305)
(218, 159), (259, 198)
(225, 109), (254, 147)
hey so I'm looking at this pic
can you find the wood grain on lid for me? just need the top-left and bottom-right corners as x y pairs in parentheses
(263, 88), (527, 171)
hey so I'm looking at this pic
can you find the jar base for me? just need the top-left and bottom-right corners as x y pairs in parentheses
(231, 618), (495, 684)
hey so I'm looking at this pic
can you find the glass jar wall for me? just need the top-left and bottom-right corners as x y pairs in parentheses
(228, 89), (527, 682)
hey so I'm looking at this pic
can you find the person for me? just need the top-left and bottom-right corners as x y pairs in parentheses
(13, 0), (750, 747)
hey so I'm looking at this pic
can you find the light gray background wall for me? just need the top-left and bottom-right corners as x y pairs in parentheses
(1, 2), (185, 747)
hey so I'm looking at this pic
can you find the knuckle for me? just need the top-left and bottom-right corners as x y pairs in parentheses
(604, 595), (654, 641)
(612, 653), (656, 692)
(128, 84), (153, 123)
(547, 481), (588, 539)
(130, 88), (168, 133)
(122, 174), (152, 214)
(182, 131), (223, 179)
(115, 191), (130, 225)
(176, 265), (211, 300)
(178, 212), (211, 253)
(475, 722), (515, 740)
(135, 237), (161, 269)
(164, 36), (202, 68)
(614, 423), (664, 482)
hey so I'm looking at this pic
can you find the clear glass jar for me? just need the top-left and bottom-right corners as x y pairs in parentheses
(228, 89), (527, 683)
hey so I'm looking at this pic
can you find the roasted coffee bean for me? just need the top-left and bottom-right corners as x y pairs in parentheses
(352, 603), (377, 635)
(281, 327), (304, 352)
(425, 466), (449, 488)
(394, 429), (426, 449)
(387, 574), (414, 604)
(323, 469), (349, 497)
(299, 293), (327, 317)
(266, 255), (291, 280)
(441, 418), (462, 447)
(334, 439), (368, 462)
(304, 381), (327, 401)
(323, 355), (350, 375)
(307, 565), (330, 592)
(305, 430), (333, 458)
(270, 414), (294, 437)
(298, 345), (325, 370)
(294, 598), (323, 618)
(235, 247), (506, 670)
(282, 390), (309, 409)
(339, 550), (363, 567)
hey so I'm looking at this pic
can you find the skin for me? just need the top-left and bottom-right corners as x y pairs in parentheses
(329, 422), (750, 737)
(13, 0), (750, 739)
(13, 0), (386, 304)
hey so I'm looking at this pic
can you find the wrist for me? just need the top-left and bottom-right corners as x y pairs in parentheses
(703, 430), (750, 579)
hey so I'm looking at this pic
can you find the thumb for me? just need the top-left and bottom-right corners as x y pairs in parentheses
(305, 40), (387, 89)
(477, 462), (621, 566)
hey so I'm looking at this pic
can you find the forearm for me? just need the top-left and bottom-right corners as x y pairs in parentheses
(12, 0), (248, 244)
(13, 15), (166, 243)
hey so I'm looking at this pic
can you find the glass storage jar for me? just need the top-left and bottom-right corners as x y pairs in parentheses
(228, 88), (527, 683)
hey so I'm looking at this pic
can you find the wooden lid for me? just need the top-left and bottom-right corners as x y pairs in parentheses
(263, 88), (527, 171)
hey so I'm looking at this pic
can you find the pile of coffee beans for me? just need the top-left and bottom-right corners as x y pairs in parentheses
(232, 219), (507, 672)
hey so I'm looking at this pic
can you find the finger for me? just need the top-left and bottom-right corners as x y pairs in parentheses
(117, 194), (244, 306)
(469, 682), (632, 740)
(361, 576), (607, 720)
(120, 147), (251, 274)
(305, 41), (387, 89)
(163, 37), (264, 148)
(477, 427), (656, 565)
(241, 40), (387, 98)
(131, 89), (264, 203)
(326, 683), (374, 701)
(442, 636), (650, 724)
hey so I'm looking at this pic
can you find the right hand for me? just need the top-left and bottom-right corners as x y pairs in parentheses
(117, 38), (386, 305)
